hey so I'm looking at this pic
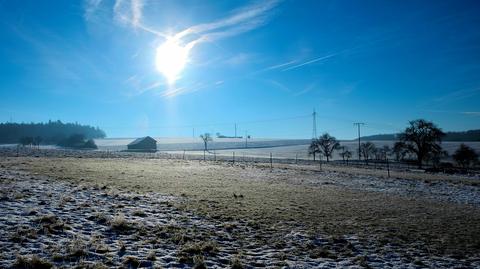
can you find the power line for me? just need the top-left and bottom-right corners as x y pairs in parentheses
(102, 114), (312, 130)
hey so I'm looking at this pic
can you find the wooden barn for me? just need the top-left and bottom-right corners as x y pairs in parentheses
(127, 136), (157, 151)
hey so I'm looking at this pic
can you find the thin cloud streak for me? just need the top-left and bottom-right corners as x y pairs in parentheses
(174, 0), (280, 40)
(462, 111), (480, 116)
(112, 0), (170, 37)
(282, 54), (337, 71)
(422, 109), (480, 116)
(293, 82), (316, 96)
(264, 79), (291, 93)
(159, 82), (212, 98)
(433, 87), (480, 103)
(263, 60), (297, 71)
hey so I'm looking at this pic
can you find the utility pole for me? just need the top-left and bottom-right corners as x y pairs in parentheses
(312, 109), (317, 139)
(353, 123), (365, 161)
(235, 124), (237, 138)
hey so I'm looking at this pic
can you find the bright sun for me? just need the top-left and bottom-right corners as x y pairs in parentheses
(155, 38), (189, 84)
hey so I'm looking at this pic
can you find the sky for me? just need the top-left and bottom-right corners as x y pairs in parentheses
(0, 0), (479, 139)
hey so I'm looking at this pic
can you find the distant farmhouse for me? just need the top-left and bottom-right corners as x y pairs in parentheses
(127, 136), (157, 152)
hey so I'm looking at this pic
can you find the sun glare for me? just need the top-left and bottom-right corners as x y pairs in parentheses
(155, 38), (189, 84)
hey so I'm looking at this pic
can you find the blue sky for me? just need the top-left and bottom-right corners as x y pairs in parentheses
(0, 0), (479, 139)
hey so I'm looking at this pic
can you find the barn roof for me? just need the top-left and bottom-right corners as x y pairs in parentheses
(128, 136), (156, 146)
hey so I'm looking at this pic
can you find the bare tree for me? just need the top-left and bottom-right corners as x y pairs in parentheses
(200, 133), (213, 152)
(376, 145), (391, 160)
(339, 146), (352, 164)
(359, 142), (376, 164)
(453, 144), (478, 168)
(309, 139), (320, 161)
(19, 136), (33, 148)
(393, 141), (409, 161)
(398, 119), (445, 168)
(33, 136), (42, 149)
(317, 133), (340, 162)
(343, 150), (352, 164)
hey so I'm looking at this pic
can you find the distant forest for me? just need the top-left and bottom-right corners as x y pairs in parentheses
(0, 121), (106, 144)
(359, 129), (480, 142)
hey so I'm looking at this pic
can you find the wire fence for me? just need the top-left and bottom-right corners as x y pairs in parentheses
(2, 146), (478, 177)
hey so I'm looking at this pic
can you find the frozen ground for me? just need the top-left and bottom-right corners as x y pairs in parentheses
(1, 168), (479, 268)
(1, 156), (480, 268)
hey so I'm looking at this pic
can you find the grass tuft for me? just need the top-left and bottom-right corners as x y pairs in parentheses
(13, 255), (53, 269)
(230, 256), (244, 269)
(109, 214), (135, 232)
(122, 256), (140, 268)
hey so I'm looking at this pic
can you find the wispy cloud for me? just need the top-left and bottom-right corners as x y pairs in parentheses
(224, 53), (255, 66)
(433, 87), (480, 104)
(282, 53), (337, 71)
(293, 82), (316, 96)
(174, 0), (280, 44)
(113, 0), (143, 28)
(110, 0), (170, 37)
(264, 79), (291, 93)
(131, 0), (143, 27)
(422, 109), (480, 116)
(159, 82), (214, 98)
(84, 0), (103, 21)
(90, 0), (280, 45)
(462, 111), (480, 116)
(261, 60), (297, 71)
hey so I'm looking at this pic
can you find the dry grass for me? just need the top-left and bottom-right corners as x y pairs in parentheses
(6, 156), (480, 258)
(13, 255), (53, 269)
(230, 256), (244, 269)
(122, 256), (140, 268)
(109, 214), (136, 232)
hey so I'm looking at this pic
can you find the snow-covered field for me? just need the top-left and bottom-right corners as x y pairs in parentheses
(94, 138), (480, 161)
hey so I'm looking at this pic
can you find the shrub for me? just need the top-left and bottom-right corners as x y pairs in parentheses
(58, 134), (98, 149)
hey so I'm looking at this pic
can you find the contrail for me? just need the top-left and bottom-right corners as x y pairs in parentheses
(282, 54), (337, 71)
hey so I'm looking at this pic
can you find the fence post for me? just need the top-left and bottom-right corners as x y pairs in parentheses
(203, 150), (206, 161)
(214, 150), (216, 162)
(270, 153), (273, 170)
(233, 152), (235, 164)
(295, 153), (298, 164)
(386, 158), (390, 178)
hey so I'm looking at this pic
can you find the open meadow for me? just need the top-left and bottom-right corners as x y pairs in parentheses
(1, 154), (480, 268)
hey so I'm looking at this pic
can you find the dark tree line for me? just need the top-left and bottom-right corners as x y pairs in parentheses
(0, 121), (106, 144)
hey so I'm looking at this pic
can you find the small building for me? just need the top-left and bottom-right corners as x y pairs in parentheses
(127, 136), (157, 151)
